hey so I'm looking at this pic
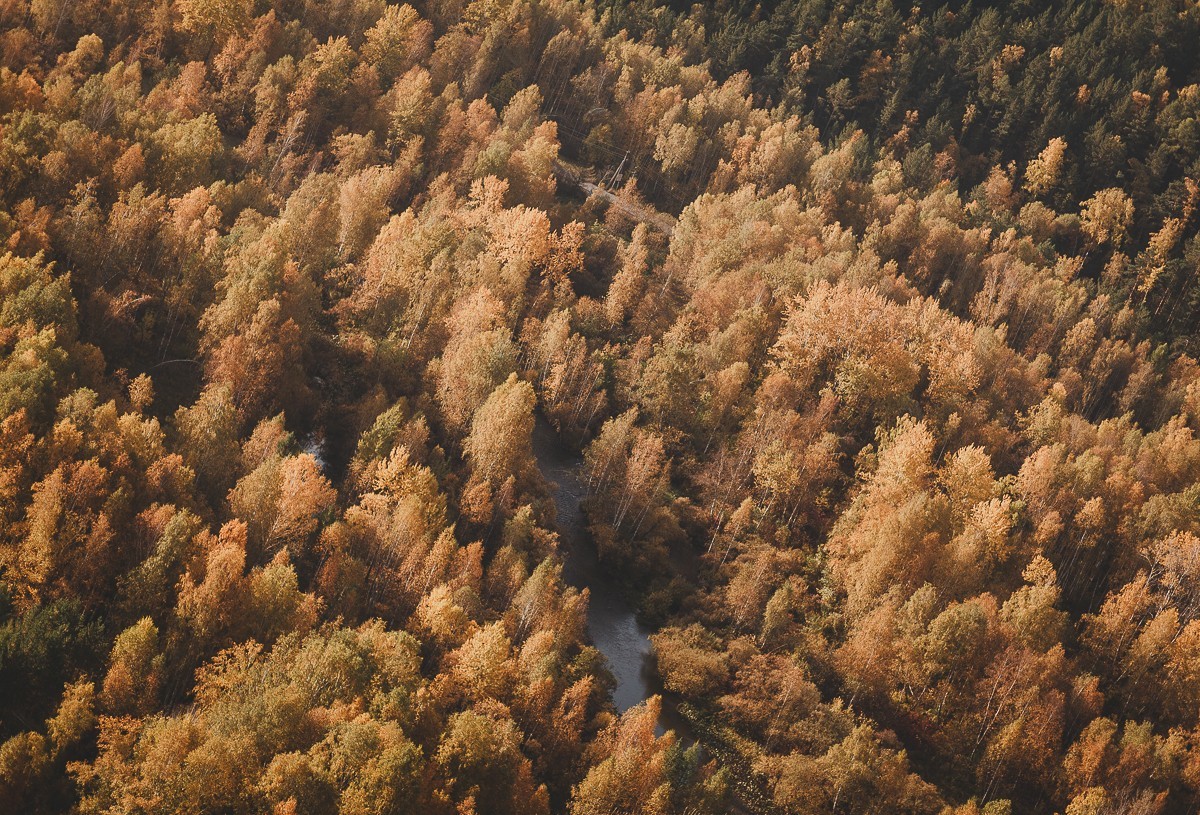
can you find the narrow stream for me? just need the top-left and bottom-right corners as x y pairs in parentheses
(532, 418), (695, 741)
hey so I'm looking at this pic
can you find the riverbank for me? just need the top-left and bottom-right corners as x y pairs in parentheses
(531, 417), (696, 741)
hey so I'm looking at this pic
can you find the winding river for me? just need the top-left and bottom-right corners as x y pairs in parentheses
(531, 418), (694, 740)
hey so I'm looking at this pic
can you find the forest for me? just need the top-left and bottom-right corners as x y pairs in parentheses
(2, 0), (1200, 813)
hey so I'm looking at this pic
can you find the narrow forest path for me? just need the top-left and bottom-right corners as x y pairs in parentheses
(552, 160), (677, 235)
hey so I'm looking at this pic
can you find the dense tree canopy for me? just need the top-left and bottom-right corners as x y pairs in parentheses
(3, 0), (1200, 813)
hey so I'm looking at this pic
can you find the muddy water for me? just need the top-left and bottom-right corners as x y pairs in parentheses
(531, 418), (694, 740)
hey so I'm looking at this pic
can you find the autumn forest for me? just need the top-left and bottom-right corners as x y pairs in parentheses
(3, 0), (1200, 813)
